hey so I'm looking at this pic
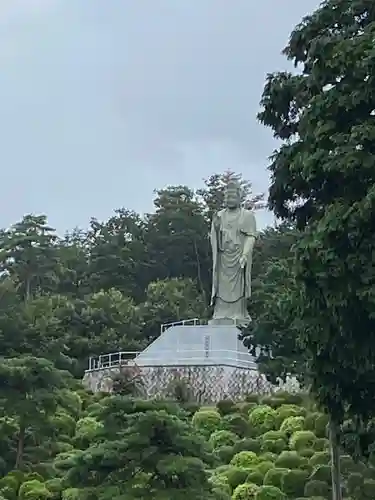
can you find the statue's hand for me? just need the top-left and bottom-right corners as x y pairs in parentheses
(239, 254), (247, 268)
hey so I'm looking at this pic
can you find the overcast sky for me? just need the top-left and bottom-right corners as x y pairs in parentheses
(0, 0), (320, 233)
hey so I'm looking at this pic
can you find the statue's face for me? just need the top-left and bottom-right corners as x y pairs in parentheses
(224, 188), (240, 209)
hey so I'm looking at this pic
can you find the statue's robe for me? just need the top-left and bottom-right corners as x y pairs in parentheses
(210, 207), (256, 322)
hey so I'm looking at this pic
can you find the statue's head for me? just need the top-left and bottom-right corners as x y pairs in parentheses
(224, 179), (241, 209)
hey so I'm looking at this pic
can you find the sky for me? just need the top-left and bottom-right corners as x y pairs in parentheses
(0, 0), (321, 234)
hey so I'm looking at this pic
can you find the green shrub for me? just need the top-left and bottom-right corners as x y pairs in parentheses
(61, 489), (80, 500)
(221, 467), (250, 490)
(216, 445), (235, 464)
(363, 478), (375, 498)
(45, 480), (63, 500)
(310, 464), (331, 483)
(347, 472), (364, 497)
(212, 488), (231, 499)
(232, 483), (259, 499)
(249, 406), (277, 434)
(263, 468), (288, 489)
(313, 437), (329, 451)
(280, 416), (304, 435)
(0, 476), (18, 500)
(241, 403), (258, 416)
(275, 450), (304, 469)
(192, 410), (222, 437)
(276, 405), (305, 428)
(245, 394), (260, 404)
(19, 481), (51, 500)
(314, 413), (329, 438)
(255, 461), (274, 476)
(247, 471), (264, 486)
(216, 399), (237, 416)
(209, 430), (238, 448)
(259, 453), (277, 463)
(255, 485), (285, 500)
(261, 431), (286, 442)
(209, 474), (231, 494)
(222, 413), (249, 438)
(339, 454), (357, 477)
(261, 439), (286, 454)
(304, 479), (330, 497)
(281, 469), (309, 498)
(289, 430), (316, 451)
(230, 451), (259, 468)
(309, 451), (330, 468)
(298, 448), (315, 458)
(74, 416), (103, 447)
(303, 412), (320, 431)
(233, 438), (261, 454)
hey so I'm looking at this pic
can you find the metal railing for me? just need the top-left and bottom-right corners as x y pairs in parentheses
(160, 317), (245, 333)
(86, 349), (257, 372)
(160, 318), (202, 333)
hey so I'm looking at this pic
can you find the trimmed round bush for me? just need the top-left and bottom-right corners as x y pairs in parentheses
(363, 478), (375, 498)
(314, 413), (329, 438)
(232, 483), (259, 499)
(309, 451), (330, 468)
(256, 461), (274, 477)
(276, 405), (305, 428)
(310, 464), (331, 483)
(249, 406), (277, 434)
(298, 448), (315, 458)
(209, 430), (238, 448)
(61, 489), (80, 500)
(241, 402), (258, 416)
(233, 438), (261, 454)
(263, 468), (288, 489)
(275, 451), (304, 469)
(209, 474), (231, 494)
(216, 445), (235, 464)
(222, 413), (249, 438)
(19, 481), (51, 500)
(230, 451), (259, 468)
(261, 439), (286, 454)
(259, 452), (277, 463)
(192, 410), (222, 437)
(247, 471), (264, 486)
(303, 411), (320, 430)
(280, 416), (304, 436)
(261, 431), (286, 442)
(255, 485), (285, 500)
(216, 399), (237, 416)
(304, 479), (330, 497)
(313, 437), (329, 451)
(281, 469), (309, 498)
(289, 430), (316, 451)
(221, 467), (250, 491)
(347, 472), (364, 497)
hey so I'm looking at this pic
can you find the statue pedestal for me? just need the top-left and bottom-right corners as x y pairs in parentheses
(208, 317), (250, 327)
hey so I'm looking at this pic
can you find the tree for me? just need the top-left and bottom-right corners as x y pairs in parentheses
(0, 215), (60, 301)
(0, 356), (70, 469)
(241, 224), (304, 384)
(197, 170), (265, 223)
(58, 289), (145, 376)
(55, 229), (90, 298)
(258, 1), (375, 498)
(87, 209), (149, 302)
(140, 278), (209, 343)
(145, 186), (211, 298)
(61, 396), (216, 499)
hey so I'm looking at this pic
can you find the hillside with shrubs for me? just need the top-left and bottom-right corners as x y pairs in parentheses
(1, 388), (374, 500)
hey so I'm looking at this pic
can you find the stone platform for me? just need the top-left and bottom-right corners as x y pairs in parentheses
(83, 321), (299, 401)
